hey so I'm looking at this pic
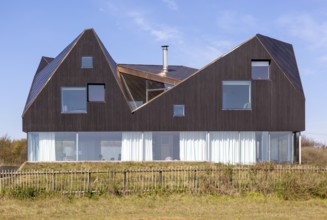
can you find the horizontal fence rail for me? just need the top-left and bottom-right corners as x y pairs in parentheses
(1, 165), (327, 196)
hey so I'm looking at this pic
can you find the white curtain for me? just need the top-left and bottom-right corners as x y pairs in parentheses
(121, 132), (143, 161)
(210, 132), (240, 164)
(180, 132), (207, 161)
(38, 132), (56, 161)
(144, 132), (153, 161)
(240, 132), (256, 164)
(28, 133), (39, 161)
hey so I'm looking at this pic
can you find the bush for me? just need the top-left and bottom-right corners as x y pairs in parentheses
(0, 135), (27, 165)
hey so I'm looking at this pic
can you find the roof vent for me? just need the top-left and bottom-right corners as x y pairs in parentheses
(161, 45), (168, 74)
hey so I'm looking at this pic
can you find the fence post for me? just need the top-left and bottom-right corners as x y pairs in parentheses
(123, 170), (127, 194)
(194, 169), (197, 190)
(159, 170), (163, 189)
(51, 172), (56, 191)
(87, 171), (91, 193)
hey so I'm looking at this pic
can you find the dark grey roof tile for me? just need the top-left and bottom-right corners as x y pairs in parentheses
(23, 34), (81, 113)
(256, 34), (303, 91)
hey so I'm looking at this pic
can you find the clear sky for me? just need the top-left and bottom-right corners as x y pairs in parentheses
(1, 0), (327, 144)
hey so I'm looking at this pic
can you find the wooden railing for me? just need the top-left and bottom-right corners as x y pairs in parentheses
(1, 165), (327, 196)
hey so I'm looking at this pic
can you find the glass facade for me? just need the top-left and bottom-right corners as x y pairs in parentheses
(153, 132), (180, 160)
(55, 132), (76, 161)
(27, 131), (294, 164)
(256, 132), (293, 163)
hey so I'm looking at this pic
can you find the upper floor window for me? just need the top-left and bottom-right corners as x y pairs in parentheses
(251, 61), (269, 80)
(222, 81), (251, 110)
(173, 104), (185, 117)
(88, 84), (105, 102)
(61, 87), (87, 113)
(81, 56), (93, 69)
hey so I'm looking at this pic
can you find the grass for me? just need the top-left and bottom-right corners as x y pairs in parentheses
(302, 147), (327, 166)
(20, 161), (221, 171)
(0, 194), (327, 219)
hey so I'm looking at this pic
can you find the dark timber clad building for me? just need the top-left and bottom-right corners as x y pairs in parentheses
(23, 29), (305, 163)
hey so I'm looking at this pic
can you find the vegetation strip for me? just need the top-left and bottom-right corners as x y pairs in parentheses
(1, 164), (327, 200)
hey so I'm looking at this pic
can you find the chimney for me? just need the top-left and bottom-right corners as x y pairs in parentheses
(162, 45), (168, 74)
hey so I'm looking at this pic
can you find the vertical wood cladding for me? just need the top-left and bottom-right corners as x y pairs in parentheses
(23, 31), (305, 132)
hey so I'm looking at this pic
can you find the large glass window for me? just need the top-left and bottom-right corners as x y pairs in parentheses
(61, 87), (87, 113)
(27, 131), (294, 163)
(222, 81), (251, 110)
(55, 132), (76, 161)
(81, 56), (93, 68)
(255, 132), (269, 161)
(88, 84), (105, 102)
(270, 132), (293, 163)
(79, 132), (122, 161)
(153, 132), (180, 160)
(252, 61), (269, 80)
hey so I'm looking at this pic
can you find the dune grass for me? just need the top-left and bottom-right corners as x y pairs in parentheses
(0, 194), (327, 220)
(302, 147), (327, 166)
(20, 161), (221, 171)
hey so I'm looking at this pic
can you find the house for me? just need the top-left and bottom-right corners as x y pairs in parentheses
(22, 28), (305, 164)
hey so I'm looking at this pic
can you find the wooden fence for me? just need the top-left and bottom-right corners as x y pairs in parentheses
(1, 166), (327, 196)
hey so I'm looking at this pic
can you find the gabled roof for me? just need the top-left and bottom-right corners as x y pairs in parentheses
(256, 34), (303, 91)
(23, 34), (82, 114)
(23, 30), (303, 116)
(23, 29), (120, 115)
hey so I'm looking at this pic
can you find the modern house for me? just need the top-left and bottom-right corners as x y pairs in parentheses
(23, 28), (305, 164)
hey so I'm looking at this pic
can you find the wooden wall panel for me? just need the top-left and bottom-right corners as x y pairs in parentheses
(23, 33), (305, 132)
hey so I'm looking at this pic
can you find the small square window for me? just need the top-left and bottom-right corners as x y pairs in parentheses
(81, 56), (93, 68)
(222, 81), (251, 110)
(88, 84), (105, 102)
(173, 104), (185, 117)
(251, 61), (269, 80)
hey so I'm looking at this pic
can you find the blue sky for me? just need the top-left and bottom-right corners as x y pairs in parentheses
(1, 0), (327, 144)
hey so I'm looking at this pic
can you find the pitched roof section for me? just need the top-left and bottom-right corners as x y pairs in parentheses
(95, 33), (117, 79)
(256, 34), (303, 91)
(23, 32), (83, 114)
(35, 56), (54, 74)
(119, 64), (197, 81)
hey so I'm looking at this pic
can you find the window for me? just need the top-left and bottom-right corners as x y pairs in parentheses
(222, 81), (251, 110)
(173, 104), (185, 117)
(153, 132), (180, 160)
(61, 87), (87, 113)
(81, 56), (93, 68)
(251, 61), (269, 80)
(88, 84), (105, 102)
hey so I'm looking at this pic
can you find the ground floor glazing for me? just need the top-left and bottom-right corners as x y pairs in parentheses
(27, 131), (296, 164)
